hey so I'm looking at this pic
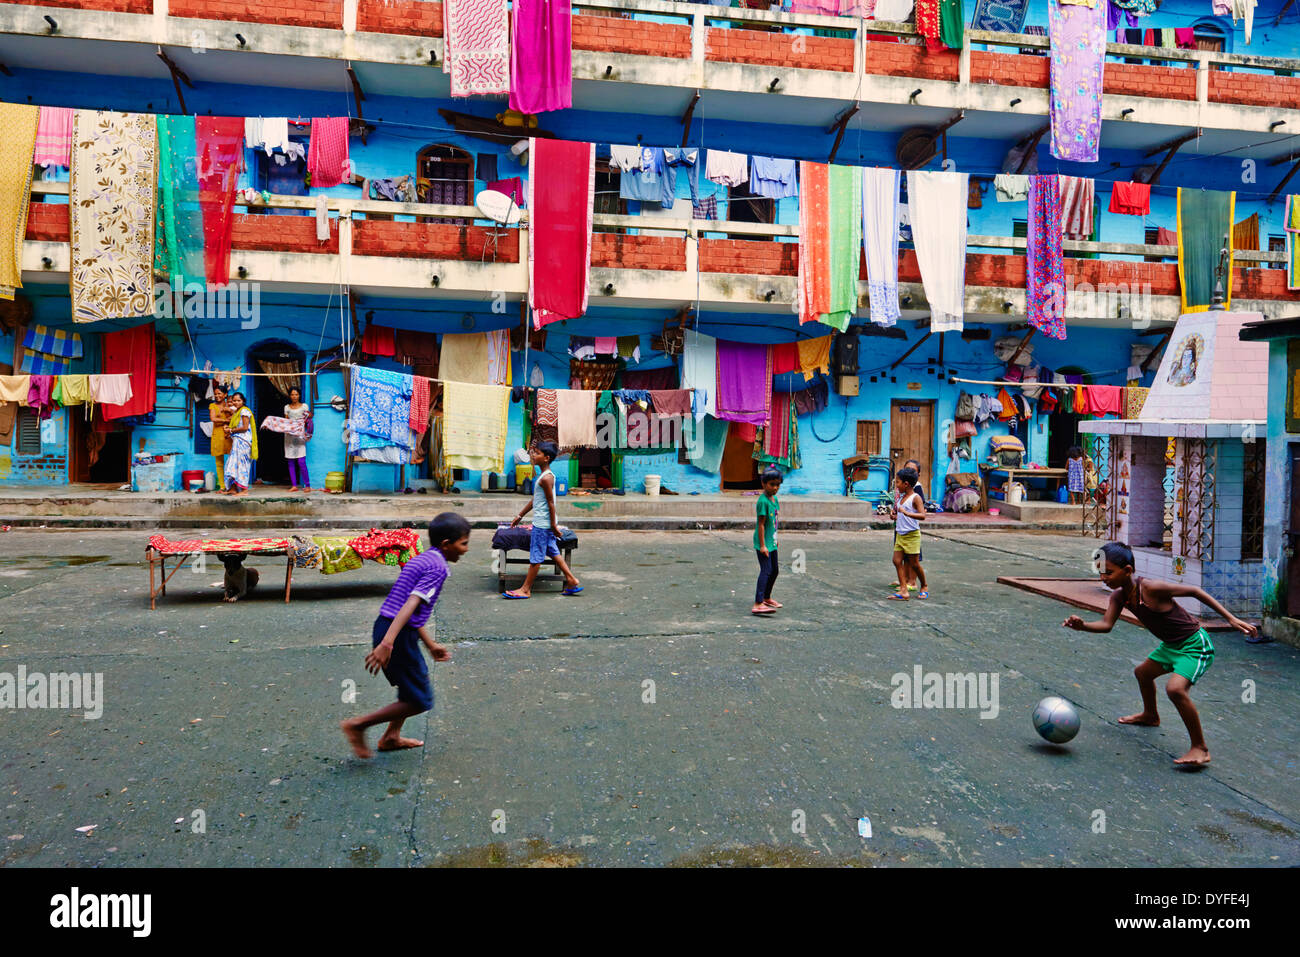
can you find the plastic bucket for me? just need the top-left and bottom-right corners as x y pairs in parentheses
(989, 507), (1000, 516)
(1007, 483), (1024, 505)
(325, 471), (345, 493)
(181, 469), (204, 489)
(516, 464), (534, 486)
(644, 474), (661, 496)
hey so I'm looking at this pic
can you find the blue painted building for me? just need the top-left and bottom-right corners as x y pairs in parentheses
(0, 0), (1296, 504)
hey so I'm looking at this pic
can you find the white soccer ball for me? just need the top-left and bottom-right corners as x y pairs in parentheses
(1032, 696), (1081, 744)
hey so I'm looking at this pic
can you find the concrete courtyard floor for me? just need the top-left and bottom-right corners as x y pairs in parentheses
(0, 526), (1296, 868)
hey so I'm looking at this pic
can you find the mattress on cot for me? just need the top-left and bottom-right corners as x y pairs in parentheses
(149, 535), (289, 554)
(490, 525), (579, 553)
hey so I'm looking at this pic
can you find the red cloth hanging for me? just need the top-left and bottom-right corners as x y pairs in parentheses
(1077, 385), (1125, 417)
(101, 322), (156, 421)
(196, 117), (245, 287)
(772, 342), (800, 375)
(362, 322), (396, 357)
(528, 139), (595, 329)
(1107, 181), (1151, 216)
(307, 117), (350, 189)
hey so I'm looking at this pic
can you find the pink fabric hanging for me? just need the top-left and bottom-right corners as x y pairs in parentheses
(528, 138), (594, 329)
(33, 106), (74, 167)
(509, 0), (572, 114)
(307, 117), (350, 188)
(196, 117), (245, 287)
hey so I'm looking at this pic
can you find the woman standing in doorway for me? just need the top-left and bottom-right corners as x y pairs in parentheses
(284, 386), (313, 492)
(223, 392), (258, 495)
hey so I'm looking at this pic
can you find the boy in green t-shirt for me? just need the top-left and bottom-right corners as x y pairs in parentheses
(752, 468), (782, 616)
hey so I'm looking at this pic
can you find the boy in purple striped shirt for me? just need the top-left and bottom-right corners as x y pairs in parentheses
(341, 513), (471, 760)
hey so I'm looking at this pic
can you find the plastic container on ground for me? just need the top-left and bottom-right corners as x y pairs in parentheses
(133, 459), (177, 493)
(644, 474), (661, 496)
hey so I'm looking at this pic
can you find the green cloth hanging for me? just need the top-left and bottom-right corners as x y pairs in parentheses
(154, 115), (205, 287)
(823, 163), (863, 333)
(1177, 188), (1235, 313)
(939, 0), (964, 51)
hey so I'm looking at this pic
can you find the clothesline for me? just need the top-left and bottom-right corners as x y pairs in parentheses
(949, 370), (1134, 389)
(166, 369), (320, 378)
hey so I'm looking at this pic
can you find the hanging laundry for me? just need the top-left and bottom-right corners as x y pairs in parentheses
(915, 0), (942, 50)
(1174, 27), (1196, 48)
(620, 147), (675, 208)
(1028, 175), (1067, 341)
(594, 337), (617, 355)
(408, 375), (431, 434)
(1286, 195), (1300, 291)
(529, 138), (595, 329)
(1048, 0), (1107, 163)
(443, 381), (510, 472)
(534, 388), (560, 446)
(362, 322), (397, 358)
(486, 327), (512, 386)
(58, 374), (90, 406)
(1125, 386), (1149, 418)
(971, 0), (1027, 31)
(487, 177), (525, 207)
(20, 325), (82, 376)
(862, 167), (901, 327)
(0, 374), (31, 404)
(100, 323), (153, 421)
(874, 0), (916, 18)
(71, 112), (156, 322)
(244, 117), (292, 156)
(664, 147), (701, 206)
(692, 194), (718, 221)
(509, 0), (572, 114)
(761, 391), (794, 461)
(705, 150), (748, 188)
(568, 335), (596, 361)
(155, 116), (204, 286)
(772, 343), (799, 376)
(348, 366), (413, 454)
(1077, 384), (1124, 416)
(938, 0), (964, 50)
(1107, 181), (1150, 216)
(715, 340), (772, 425)
(33, 105), (73, 168)
(1059, 175), (1095, 240)
(1214, 0), (1255, 45)
(0, 104), (38, 301)
(617, 335), (641, 362)
(439, 332), (491, 384)
(608, 145), (642, 172)
(683, 414), (729, 474)
(907, 170), (968, 332)
(797, 334), (833, 381)
(1232, 212), (1259, 251)
(444, 0), (510, 97)
(1177, 188), (1235, 312)
(750, 157), (798, 200)
(87, 374), (132, 408)
(792, 378), (829, 416)
(1155, 226), (1177, 247)
(556, 389), (599, 448)
(196, 116), (245, 287)
(993, 173), (1030, 203)
(798, 162), (862, 333)
(681, 329), (717, 419)
(307, 117), (350, 188)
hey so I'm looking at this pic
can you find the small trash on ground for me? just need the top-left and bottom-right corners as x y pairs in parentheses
(858, 816), (872, 839)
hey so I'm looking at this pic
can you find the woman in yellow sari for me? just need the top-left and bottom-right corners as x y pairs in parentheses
(210, 384), (232, 490)
(223, 392), (258, 495)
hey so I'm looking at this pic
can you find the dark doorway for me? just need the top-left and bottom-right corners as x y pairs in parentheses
(1289, 443), (1300, 616)
(1048, 365), (1088, 468)
(727, 182), (775, 238)
(254, 134), (309, 217)
(720, 427), (760, 490)
(69, 413), (129, 484)
(245, 340), (305, 487)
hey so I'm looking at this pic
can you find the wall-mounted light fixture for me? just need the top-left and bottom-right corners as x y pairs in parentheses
(909, 89), (922, 104)
(1121, 108), (1135, 118)
(430, 274), (441, 287)
(763, 290), (776, 302)
(235, 33), (246, 47)
(237, 266), (248, 279)
(605, 65), (614, 78)
(769, 78), (781, 92)
(1009, 98), (1021, 107)
(1271, 120), (1286, 131)
(1002, 301), (1013, 312)
(44, 15), (57, 33)
(604, 283), (616, 295)
(901, 294), (912, 306)
(41, 257), (52, 269)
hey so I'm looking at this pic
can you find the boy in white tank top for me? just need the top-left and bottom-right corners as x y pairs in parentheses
(504, 441), (582, 599)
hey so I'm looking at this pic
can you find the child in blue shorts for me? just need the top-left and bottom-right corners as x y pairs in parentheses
(340, 512), (471, 759)
(503, 440), (582, 598)
(1063, 542), (1258, 767)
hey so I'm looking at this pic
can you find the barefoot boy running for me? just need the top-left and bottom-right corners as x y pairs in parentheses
(341, 512), (471, 759)
(1063, 542), (1258, 766)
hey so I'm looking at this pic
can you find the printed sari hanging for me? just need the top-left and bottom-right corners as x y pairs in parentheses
(1048, 0), (1106, 163)
(798, 162), (861, 333)
(0, 103), (38, 301)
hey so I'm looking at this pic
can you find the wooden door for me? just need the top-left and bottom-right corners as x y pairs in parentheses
(1289, 443), (1300, 616)
(889, 399), (934, 491)
(720, 426), (759, 489)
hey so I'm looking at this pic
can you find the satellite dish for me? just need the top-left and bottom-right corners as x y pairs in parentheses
(475, 189), (521, 225)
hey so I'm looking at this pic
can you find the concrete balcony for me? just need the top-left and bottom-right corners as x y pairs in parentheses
(2, 0), (1300, 160)
(20, 182), (1300, 325)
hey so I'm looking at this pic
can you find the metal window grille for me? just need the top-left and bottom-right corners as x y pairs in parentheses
(1162, 437), (1176, 550)
(1081, 433), (1115, 539)
(1242, 439), (1266, 560)
(1178, 438), (1216, 561)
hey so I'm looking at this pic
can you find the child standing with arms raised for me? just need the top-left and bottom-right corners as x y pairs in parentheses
(752, 467), (782, 616)
(889, 468), (928, 600)
(1064, 542), (1257, 766)
(341, 512), (471, 759)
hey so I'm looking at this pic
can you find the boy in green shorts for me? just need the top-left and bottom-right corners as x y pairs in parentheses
(1063, 542), (1258, 766)
(889, 468), (928, 600)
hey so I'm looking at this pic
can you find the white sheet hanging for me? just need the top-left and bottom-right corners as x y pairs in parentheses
(906, 170), (968, 333)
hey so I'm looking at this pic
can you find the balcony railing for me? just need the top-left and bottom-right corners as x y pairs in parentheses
(25, 179), (1286, 268)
